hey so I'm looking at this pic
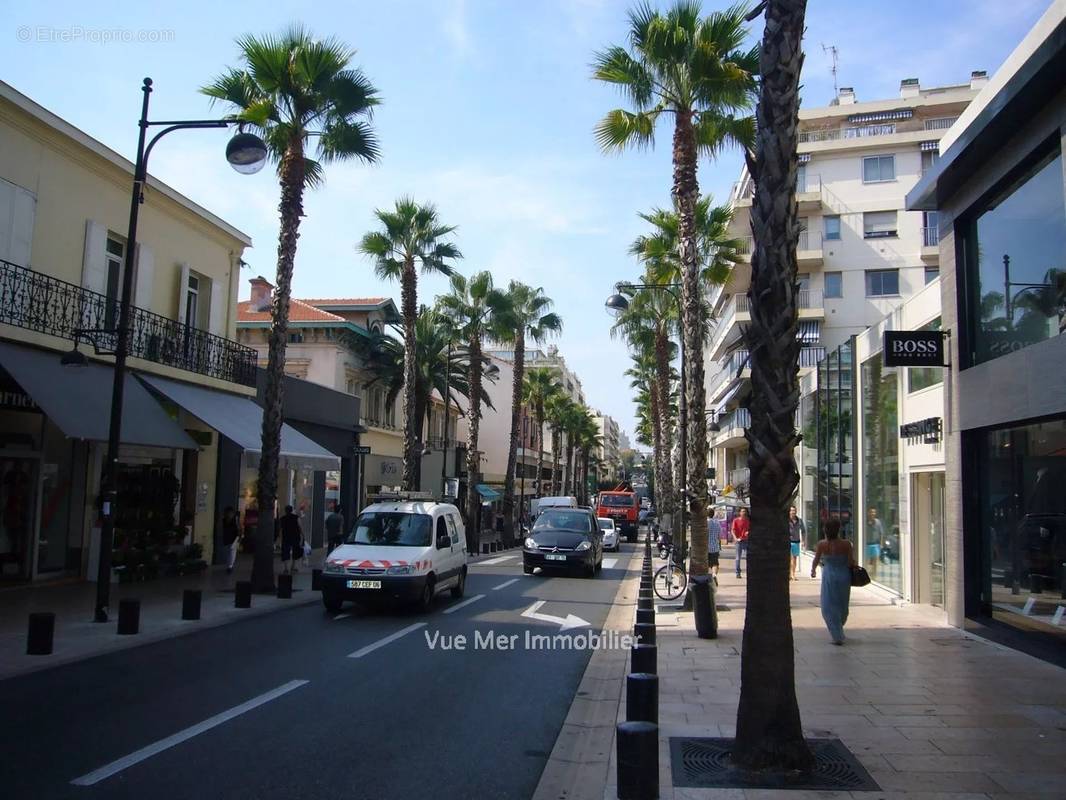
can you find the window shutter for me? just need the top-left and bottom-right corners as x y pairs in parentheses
(177, 262), (191, 325)
(0, 180), (37, 267)
(133, 243), (154, 309)
(81, 220), (108, 294)
(208, 276), (224, 336)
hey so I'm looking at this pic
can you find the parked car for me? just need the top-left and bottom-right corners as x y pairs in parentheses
(597, 517), (619, 552)
(320, 499), (467, 613)
(523, 507), (603, 577)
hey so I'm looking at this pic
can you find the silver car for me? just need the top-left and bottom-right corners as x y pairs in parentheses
(597, 517), (619, 552)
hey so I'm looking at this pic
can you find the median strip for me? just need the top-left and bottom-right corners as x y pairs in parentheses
(347, 623), (427, 658)
(442, 594), (486, 614)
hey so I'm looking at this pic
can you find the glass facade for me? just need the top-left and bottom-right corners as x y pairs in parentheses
(815, 341), (855, 546)
(861, 355), (901, 594)
(908, 318), (943, 393)
(966, 149), (1066, 365)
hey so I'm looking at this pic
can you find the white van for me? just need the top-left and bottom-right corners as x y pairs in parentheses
(530, 496), (577, 520)
(320, 500), (467, 612)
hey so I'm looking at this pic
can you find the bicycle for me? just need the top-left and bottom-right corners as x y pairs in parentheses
(653, 543), (688, 601)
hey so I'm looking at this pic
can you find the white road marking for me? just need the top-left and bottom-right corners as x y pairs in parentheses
(333, 613), (350, 621)
(521, 600), (590, 631)
(1022, 597), (1036, 616)
(492, 578), (519, 591)
(71, 680), (309, 786)
(1053, 606), (1065, 626)
(442, 594), (486, 614)
(347, 623), (427, 658)
(478, 555), (518, 565)
(602, 558), (618, 569)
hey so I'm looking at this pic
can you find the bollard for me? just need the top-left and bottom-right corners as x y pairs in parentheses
(626, 673), (659, 725)
(631, 642), (657, 674)
(277, 573), (293, 599)
(616, 720), (658, 799)
(235, 581), (252, 608)
(312, 569), (322, 591)
(117, 599), (140, 635)
(636, 607), (655, 625)
(1030, 574), (1043, 594)
(181, 590), (202, 621)
(634, 621), (656, 646)
(26, 612), (55, 655)
(638, 588), (653, 601)
(637, 595), (654, 611)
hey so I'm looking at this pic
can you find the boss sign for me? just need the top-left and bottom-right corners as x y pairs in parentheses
(883, 331), (946, 368)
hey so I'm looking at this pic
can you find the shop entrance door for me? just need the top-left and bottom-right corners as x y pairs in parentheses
(0, 455), (40, 582)
(912, 471), (946, 606)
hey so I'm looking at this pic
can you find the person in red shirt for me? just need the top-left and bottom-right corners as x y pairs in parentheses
(731, 507), (750, 578)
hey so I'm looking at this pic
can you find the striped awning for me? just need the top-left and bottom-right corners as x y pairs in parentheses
(797, 153), (811, 163)
(920, 140), (940, 151)
(798, 320), (821, 343)
(847, 109), (913, 123)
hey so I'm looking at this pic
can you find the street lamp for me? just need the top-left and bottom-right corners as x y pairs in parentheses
(707, 410), (721, 433)
(80, 78), (266, 623)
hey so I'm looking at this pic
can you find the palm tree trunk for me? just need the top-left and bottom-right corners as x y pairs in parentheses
(535, 406), (545, 498)
(733, 0), (813, 772)
(400, 259), (418, 491)
(551, 429), (560, 494)
(653, 331), (676, 527)
(502, 330), (525, 545)
(413, 393), (427, 491)
(252, 142), (305, 594)
(648, 388), (665, 509)
(464, 336), (483, 554)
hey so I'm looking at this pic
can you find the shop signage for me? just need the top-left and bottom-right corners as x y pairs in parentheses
(899, 417), (942, 444)
(352, 445), (372, 455)
(0, 389), (39, 411)
(883, 331), (946, 367)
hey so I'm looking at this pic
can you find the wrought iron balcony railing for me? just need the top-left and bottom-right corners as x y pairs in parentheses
(0, 258), (257, 387)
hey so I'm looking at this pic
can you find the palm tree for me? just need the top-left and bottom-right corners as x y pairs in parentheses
(499, 283), (562, 541)
(576, 411), (602, 505)
(595, 0), (757, 636)
(360, 198), (462, 491)
(438, 271), (511, 551)
(733, 0), (813, 773)
(545, 393), (572, 495)
(522, 368), (562, 501)
(204, 27), (380, 592)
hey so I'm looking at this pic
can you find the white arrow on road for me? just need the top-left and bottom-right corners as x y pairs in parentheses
(521, 600), (590, 632)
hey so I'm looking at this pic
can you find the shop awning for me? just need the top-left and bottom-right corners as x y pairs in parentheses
(476, 484), (502, 500)
(138, 374), (340, 471)
(0, 341), (196, 449)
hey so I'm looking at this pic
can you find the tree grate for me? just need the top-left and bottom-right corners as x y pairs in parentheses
(670, 737), (881, 791)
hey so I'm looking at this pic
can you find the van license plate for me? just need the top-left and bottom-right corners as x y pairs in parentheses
(545, 554), (567, 561)
(347, 580), (381, 589)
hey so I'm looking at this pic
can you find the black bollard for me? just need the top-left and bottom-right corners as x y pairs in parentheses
(181, 590), (202, 621)
(634, 621), (656, 646)
(1030, 574), (1043, 594)
(631, 642), (657, 674)
(117, 599), (140, 635)
(26, 612), (55, 655)
(637, 595), (654, 611)
(312, 569), (322, 591)
(277, 573), (293, 599)
(616, 720), (658, 799)
(482, 543), (490, 555)
(638, 588), (653, 601)
(235, 581), (252, 608)
(636, 608), (655, 625)
(626, 673), (659, 725)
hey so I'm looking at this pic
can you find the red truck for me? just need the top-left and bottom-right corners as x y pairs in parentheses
(596, 485), (640, 542)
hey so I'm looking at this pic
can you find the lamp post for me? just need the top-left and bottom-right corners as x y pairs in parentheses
(84, 78), (266, 622)
(604, 282), (686, 554)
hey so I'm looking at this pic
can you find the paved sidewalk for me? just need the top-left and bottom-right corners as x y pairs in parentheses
(0, 551), (326, 682)
(538, 546), (1066, 800)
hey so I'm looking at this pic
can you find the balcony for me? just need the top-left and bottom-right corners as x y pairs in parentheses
(0, 258), (256, 386)
(729, 467), (750, 487)
(710, 408), (750, 450)
(924, 116), (958, 131)
(921, 226), (940, 261)
(709, 289), (825, 362)
(797, 229), (823, 267)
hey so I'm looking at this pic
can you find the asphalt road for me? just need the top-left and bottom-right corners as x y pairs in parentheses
(1, 544), (639, 800)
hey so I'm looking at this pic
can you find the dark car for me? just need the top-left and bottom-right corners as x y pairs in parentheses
(523, 507), (603, 578)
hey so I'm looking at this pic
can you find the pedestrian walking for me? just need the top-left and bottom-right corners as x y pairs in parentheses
(788, 505), (806, 580)
(866, 507), (885, 568)
(325, 502), (345, 552)
(731, 507), (750, 578)
(278, 505), (303, 575)
(241, 503), (258, 554)
(221, 506), (240, 574)
(706, 508), (721, 584)
(810, 518), (856, 645)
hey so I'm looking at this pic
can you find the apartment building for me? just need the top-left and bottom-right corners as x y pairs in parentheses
(593, 411), (622, 484)
(706, 73), (985, 499)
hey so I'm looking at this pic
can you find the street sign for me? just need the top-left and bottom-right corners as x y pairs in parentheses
(352, 445), (372, 455)
(883, 330), (946, 367)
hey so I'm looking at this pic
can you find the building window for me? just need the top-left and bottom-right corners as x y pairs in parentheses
(824, 215), (841, 241)
(965, 147), (1066, 366)
(104, 235), (125, 327)
(825, 271), (843, 299)
(288, 332), (304, 344)
(184, 274), (199, 330)
(924, 266), (939, 285)
(922, 211), (939, 247)
(921, 149), (940, 175)
(864, 211), (898, 239)
(908, 317), (943, 393)
(862, 155), (895, 183)
(865, 269), (900, 297)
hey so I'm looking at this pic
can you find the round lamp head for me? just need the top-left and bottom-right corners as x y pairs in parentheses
(60, 346), (88, 369)
(708, 417), (721, 433)
(226, 132), (268, 175)
(604, 293), (629, 317)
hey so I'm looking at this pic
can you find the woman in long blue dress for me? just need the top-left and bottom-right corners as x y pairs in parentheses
(810, 519), (856, 645)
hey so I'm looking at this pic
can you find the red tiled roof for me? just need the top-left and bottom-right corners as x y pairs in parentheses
(299, 297), (390, 306)
(237, 299), (345, 323)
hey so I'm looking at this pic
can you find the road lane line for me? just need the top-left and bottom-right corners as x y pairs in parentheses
(602, 558), (618, 569)
(442, 594), (486, 614)
(478, 555), (518, 565)
(492, 578), (519, 591)
(333, 613), (351, 620)
(347, 623), (427, 658)
(71, 680), (309, 786)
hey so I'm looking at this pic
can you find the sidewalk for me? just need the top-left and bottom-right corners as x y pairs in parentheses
(536, 546), (1066, 800)
(0, 550), (326, 682)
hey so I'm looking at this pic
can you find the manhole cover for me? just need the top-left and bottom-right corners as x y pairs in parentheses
(670, 737), (880, 791)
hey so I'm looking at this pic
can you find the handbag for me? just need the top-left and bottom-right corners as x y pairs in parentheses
(850, 565), (871, 587)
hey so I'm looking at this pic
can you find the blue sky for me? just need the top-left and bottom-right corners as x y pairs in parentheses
(5, 0), (1051, 443)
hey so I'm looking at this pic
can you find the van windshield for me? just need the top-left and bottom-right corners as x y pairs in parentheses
(599, 495), (636, 508)
(346, 512), (432, 547)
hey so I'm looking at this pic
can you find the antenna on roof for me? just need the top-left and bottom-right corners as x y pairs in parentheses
(821, 43), (839, 96)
